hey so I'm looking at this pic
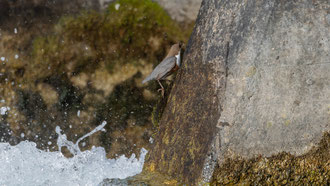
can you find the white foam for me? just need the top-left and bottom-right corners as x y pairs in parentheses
(0, 106), (10, 115)
(0, 121), (147, 185)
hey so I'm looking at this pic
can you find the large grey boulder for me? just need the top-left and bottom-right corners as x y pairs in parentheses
(217, 0), (330, 159)
(144, 0), (330, 184)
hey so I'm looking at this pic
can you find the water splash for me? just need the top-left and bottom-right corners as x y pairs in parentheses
(0, 121), (147, 185)
(56, 121), (107, 155)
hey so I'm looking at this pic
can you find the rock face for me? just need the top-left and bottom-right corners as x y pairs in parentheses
(144, 0), (330, 184)
(156, 0), (202, 22)
(217, 0), (330, 159)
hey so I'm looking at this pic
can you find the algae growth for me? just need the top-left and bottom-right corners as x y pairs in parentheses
(29, 0), (189, 80)
(0, 0), (192, 158)
(212, 132), (330, 185)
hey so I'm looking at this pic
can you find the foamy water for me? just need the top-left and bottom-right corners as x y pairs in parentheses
(0, 121), (147, 186)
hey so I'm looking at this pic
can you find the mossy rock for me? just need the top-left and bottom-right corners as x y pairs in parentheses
(151, 80), (175, 128)
(32, 0), (187, 77)
(2, 0), (193, 158)
(26, 0), (191, 82)
(212, 132), (330, 185)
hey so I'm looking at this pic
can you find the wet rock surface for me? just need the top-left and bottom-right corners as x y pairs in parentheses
(212, 132), (330, 185)
(144, 0), (330, 184)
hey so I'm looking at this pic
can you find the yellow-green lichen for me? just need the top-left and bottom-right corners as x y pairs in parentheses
(246, 66), (256, 77)
(266, 121), (273, 127)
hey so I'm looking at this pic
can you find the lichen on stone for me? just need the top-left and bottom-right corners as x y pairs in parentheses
(212, 132), (330, 185)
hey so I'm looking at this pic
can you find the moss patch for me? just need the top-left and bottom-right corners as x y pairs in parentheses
(1, 0), (193, 157)
(212, 132), (330, 185)
(28, 0), (188, 79)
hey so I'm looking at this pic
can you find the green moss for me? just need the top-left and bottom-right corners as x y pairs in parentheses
(30, 33), (97, 82)
(212, 132), (330, 185)
(28, 0), (189, 82)
(95, 72), (156, 156)
(3, 0), (193, 157)
(58, 0), (185, 71)
(31, 36), (63, 79)
(151, 95), (166, 128)
(97, 72), (154, 128)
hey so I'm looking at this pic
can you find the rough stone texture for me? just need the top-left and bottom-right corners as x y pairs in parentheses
(144, 0), (225, 184)
(212, 132), (330, 185)
(156, 0), (202, 22)
(144, 0), (330, 184)
(217, 0), (330, 159)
